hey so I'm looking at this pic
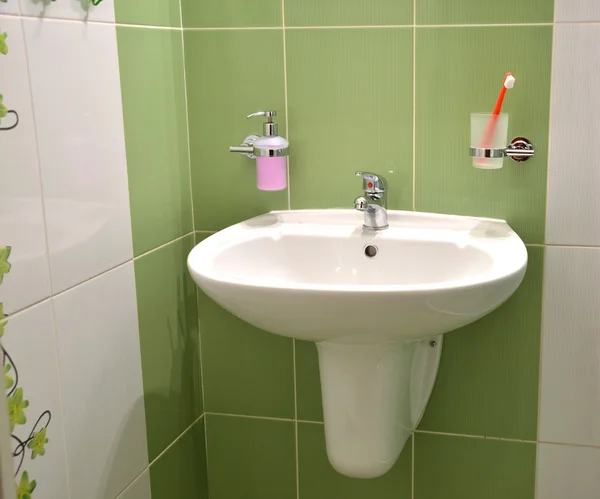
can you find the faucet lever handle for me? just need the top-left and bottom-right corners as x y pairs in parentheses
(355, 171), (387, 194)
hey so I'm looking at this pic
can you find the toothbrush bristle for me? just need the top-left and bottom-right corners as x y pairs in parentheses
(504, 73), (516, 89)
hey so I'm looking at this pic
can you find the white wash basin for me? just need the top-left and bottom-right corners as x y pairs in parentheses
(188, 210), (527, 478)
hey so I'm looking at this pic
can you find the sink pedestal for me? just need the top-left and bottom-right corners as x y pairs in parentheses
(316, 336), (443, 478)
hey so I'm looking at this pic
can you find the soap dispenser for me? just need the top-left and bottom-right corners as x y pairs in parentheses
(247, 111), (289, 191)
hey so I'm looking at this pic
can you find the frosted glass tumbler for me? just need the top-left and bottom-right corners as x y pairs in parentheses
(471, 113), (509, 170)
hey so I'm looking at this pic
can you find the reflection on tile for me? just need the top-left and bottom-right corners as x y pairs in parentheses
(298, 423), (411, 499)
(20, 0), (115, 22)
(53, 264), (148, 499)
(206, 415), (295, 499)
(415, 433), (536, 499)
(150, 418), (208, 499)
(284, 0), (412, 26)
(416, 0), (553, 24)
(539, 247), (600, 446)
(546, 25), (600, 246)
(24, 19), (133, 292)
(182, 0), (281, 27)
(554, 0), (600, 21)
(119, 470), (151, 499)
(286, 28), (413, 210)
(115, 0), (181, 27)
(134, 235), (202, 460)
(536, 444), (600, 499)
(0, 16), (51, 313)
(419, 247), (543, 440)
(0, 301), (70, 499)
(117, 27), (192, 256)
(184, 30), (287, 231)
(0, 2), (20, 15)
(415, 27), (552, 244)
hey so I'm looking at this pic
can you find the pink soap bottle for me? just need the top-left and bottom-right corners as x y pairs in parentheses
(247, 111), (289, 191)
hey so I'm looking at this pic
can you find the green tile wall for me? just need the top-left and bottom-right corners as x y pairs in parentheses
(286, 28), (413, 210)
(149, 417), (208, 499)
(115, 0), (182, 27)
(415, 26), (552, 244)
(134, 235), (203, 460)
(117, 27), (192, 256)
(284, 0), (413, 27)
(180, 1), (555, 498)
(115, 12), (206, 498)
(416, 0), (553, 25)
(414, 433), (536, 499)
(184, 30), (288, 231)
(206, 415), (296, 499)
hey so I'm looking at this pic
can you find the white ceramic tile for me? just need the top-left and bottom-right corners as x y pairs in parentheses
(0, 16), (51, 313)
(23, 18), (133, 293)
(0, 0), (20, 15)
(53, 263), (148, 499)
(117, 470), (151, 499)
(20, 0), (115, 23)
(546, 25), (600, 246)
(536, 443), (600, 499)
(1, 300), (70, 499)
(539, 247), (600, 445)
(555, 0), (600, 22)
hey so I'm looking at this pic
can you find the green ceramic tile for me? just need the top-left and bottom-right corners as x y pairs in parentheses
(206, 415), (296, 499)
(182, 0), (281, 27)
(298, 423), (411, 499)
(185, 31), (287, 231)
(117, 27), (192, 256)
(417, 0), (553, 25)
(414, 433), (536, 499)
(115, 0), (181, 27)
(285, 0), (412, 26)
(150, 417), (208, 499)
(196, 231), (294, 418)
(295, 339), (323, 421)
(198, 291), (295, 417)
(286, 29), (413, 210)
(419, 247), (543, 440)
(134, 235), (202, 460)
(415, 27), (552, 244)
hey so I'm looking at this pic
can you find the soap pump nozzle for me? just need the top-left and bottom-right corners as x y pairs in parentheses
(247, 111), (279, 137)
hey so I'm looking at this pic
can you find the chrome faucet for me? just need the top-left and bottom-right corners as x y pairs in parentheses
(354, 171), (389, 230)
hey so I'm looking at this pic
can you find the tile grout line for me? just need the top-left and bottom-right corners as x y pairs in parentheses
(411, 2), (416, 213)
(114, 413), (205, 499)
(4, 232), (195, 320)
(411, 3), (417, 496)
(533, 16), (558, 499)
(281, 2), (299, 498)
(281, 0), (291, 212)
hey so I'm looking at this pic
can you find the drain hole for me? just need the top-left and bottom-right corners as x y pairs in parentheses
(364, 245), (378, 258)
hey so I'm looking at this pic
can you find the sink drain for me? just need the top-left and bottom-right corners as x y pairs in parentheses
(364, 245), (378, 258)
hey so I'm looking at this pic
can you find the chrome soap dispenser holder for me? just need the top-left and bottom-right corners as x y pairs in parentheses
(229, 111), (289, 159)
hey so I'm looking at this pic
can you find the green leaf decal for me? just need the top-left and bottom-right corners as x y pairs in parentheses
(0, 246), (12, 283)
(0, 33), (7, 55)
(4, 363), (14, 389)
(16, 471), (37, 499)
(8, 387), (29, 432)
(28, 427), (48, 459)
(0, 303), (7, 338)
(0, 95), (7, 120)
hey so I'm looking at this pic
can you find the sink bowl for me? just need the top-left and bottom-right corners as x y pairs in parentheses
(188, 210), (527, 478)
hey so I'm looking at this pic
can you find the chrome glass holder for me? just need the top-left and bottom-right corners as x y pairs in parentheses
(469, 136), (535, 163)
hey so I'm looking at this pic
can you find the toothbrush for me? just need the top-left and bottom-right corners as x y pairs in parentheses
(476, 73), (515, 165)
